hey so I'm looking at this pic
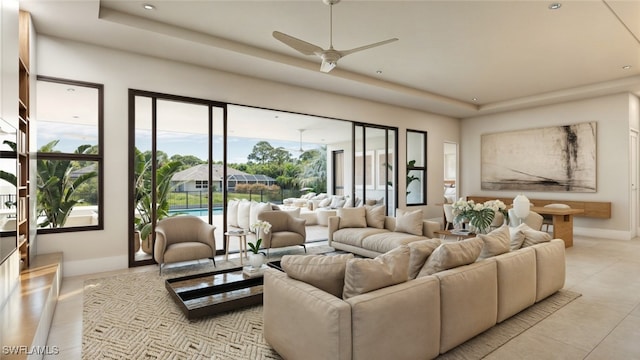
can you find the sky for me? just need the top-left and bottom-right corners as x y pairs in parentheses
(36, 122), (319, 164)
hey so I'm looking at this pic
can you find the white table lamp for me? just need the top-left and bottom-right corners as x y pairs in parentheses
(513, 194), (530, 224)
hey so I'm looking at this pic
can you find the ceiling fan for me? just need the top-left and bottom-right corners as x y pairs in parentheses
(273, 0), (398, 73)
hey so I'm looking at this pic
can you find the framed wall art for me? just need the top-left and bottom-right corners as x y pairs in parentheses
(481, 122), (596, 192)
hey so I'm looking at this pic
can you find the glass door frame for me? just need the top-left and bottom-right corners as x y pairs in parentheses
(351, 123), (398, 216)
(128, 89), (227, 267)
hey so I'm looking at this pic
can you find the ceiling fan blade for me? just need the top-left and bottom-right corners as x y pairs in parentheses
(320, 59), (337, 73)
(273, 31), (324, 56)
(339, 38), (398, 56)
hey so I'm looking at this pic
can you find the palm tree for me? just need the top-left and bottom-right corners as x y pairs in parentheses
(36, 140), (97, 228)
(299, 146), (327, 192)
(133, 148), (182, 241)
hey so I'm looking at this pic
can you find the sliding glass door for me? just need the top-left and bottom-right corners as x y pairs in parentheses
(129, 91), (225, 266)
(128, 90), (399, 267)
(353, 124), (397, 215)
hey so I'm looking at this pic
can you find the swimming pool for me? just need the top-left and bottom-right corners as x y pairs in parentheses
(168, 207), (223, 216)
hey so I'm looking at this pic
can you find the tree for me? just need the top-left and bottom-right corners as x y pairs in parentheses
(247, 141), (293, 165)
(170, 154), (206, 170)
(298, 147), (327, 192)
(133, 147), (183, 240)
(36, 140), (98, 228)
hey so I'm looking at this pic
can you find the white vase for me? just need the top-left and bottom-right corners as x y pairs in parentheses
(248, 253), (265, 269)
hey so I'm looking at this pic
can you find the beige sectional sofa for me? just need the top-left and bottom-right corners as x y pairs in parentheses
(328, 207), (440, 258)
(263, 230), (566, 360)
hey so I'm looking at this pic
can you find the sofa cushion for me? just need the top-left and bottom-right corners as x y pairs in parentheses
(343, 245), (410, 299)
(521, 228), (553, 247)
(250, 201), (272, 228)
(237, 200), (251, 230)
(478, 225), (511, 260)
(279, 207), (301, 218)
(227, 199), (239, 227)
(394, 209), (423, 235)
(337, 207), (367, 229)
(365, 204), (386, 229)
(281, 253), (355, 298)
(361, 232), (428, 255)
(332, 228), (390, 247)
(408, 238), (442, 279)
(418, 237), (484, 277)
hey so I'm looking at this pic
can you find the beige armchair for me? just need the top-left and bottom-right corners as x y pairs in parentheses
(154, 215), (216, 274)
(257, 210), (306, 257)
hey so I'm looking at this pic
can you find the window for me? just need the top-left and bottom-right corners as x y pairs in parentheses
(195, 180), (208, 189)
(406, 129), (426, 206)
(36, 77), (103, 232)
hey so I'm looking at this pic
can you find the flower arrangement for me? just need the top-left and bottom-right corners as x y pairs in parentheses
(248, 220), (272, 254)
(451, 198), (509, 234)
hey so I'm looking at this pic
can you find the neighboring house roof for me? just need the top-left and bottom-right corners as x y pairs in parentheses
(171, 164), (275, 182)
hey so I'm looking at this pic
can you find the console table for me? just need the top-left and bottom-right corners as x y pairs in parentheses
(529, 206), (583, 248)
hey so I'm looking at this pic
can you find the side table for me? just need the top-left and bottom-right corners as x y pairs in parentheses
(224, 231), (248, 265)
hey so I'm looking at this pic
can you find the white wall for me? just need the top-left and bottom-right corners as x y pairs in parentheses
(35, 35), (459, 276)
(460, 93), (636, 240)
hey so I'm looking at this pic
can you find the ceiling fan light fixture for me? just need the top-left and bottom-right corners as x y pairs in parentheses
(273, 0), (397, 73)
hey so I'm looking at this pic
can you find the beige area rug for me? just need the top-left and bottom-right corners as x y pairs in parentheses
(83, 249), (580, 360)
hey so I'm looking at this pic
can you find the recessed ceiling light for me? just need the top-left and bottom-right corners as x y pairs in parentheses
(66, 88), (75, 92)
(622, 65), (632, 70)
(548, 3), (562, 10)
(472, 98), (478, 102)
(142, 4), (155, 10)
(376, 70), (383, 74)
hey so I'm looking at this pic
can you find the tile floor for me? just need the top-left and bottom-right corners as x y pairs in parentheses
(43, 236), (640, 359)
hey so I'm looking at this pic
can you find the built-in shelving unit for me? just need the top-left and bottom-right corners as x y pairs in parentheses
(17, 10), (30, 270)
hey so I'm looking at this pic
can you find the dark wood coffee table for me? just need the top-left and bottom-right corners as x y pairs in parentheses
(166, 263), (281, 319)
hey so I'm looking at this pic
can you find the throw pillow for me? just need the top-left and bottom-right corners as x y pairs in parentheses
(281, 254), (354, 298)
(337, 207), (367, 229)
(343, 245), (410, 299)
(330, 196), (346, 208)
(318, 197), (332, 208)
(508, 223), (531, 250)
(407, 238), (442, 279)
(237, 200), (251, 230)
(227, 199), (239, 227)
(394, 209), (423, 236)
(521, 229), (553, 247)
(417, 237), (484, 277)
(477, 225), (511, 260)
(365, 204), (386, 229)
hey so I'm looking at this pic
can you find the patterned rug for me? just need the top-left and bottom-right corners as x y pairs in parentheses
(83, 248), (580, 360)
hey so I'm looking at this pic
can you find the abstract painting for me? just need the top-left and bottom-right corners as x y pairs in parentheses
(481, 122), (596, 192)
